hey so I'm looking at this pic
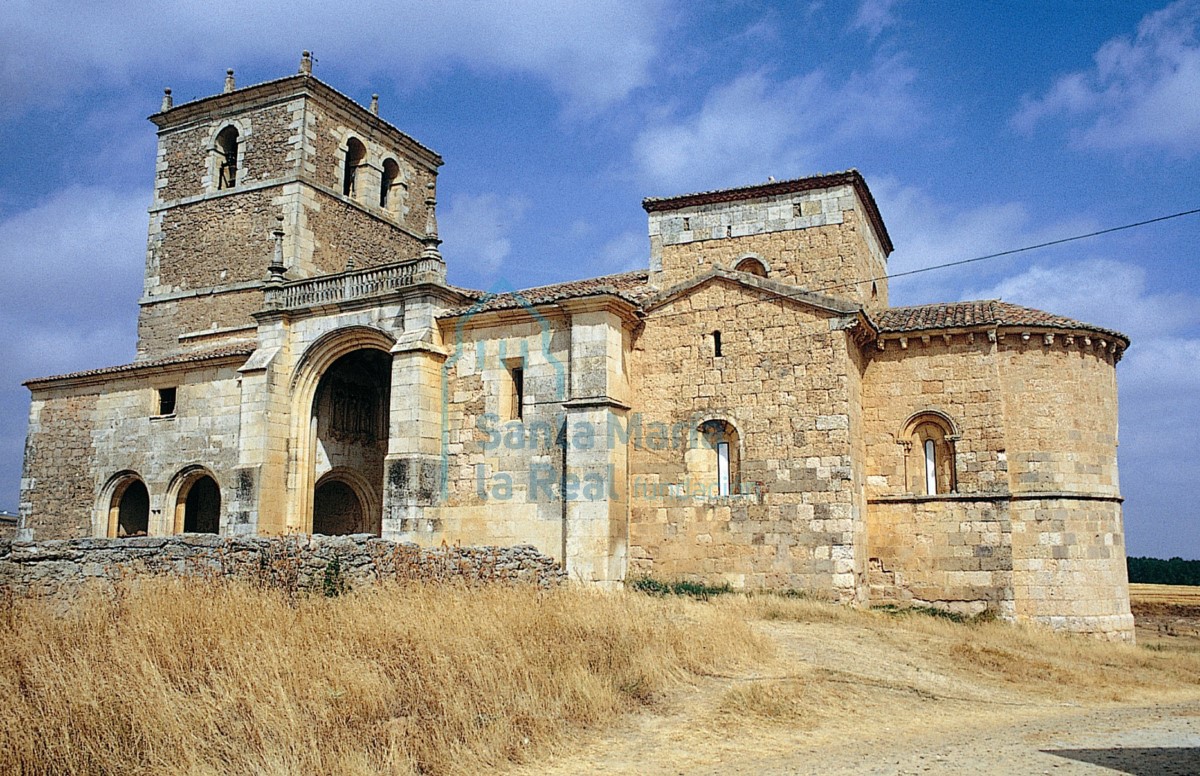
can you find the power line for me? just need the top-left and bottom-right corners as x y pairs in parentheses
(811, 206), (1200, 296)
(643, 206), (1200, 320)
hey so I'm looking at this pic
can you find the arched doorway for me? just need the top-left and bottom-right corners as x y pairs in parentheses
(113, 479), (149, 537)
(309, 348), (390, 535)
(177, 474), (221, 533)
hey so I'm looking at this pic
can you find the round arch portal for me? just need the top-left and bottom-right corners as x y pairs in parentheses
(287, 326), (395, 535)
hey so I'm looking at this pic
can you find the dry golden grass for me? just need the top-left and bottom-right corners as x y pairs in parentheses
(0, 579), (765, 776)
(1130, 582), (1200, 606)
(5, 581), (1200, 775)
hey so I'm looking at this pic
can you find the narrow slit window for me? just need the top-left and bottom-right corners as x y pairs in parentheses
(510, 366), (524, 420)
(713, 330), (723, 357)
(716, 441), (731, 496)
(157, 387), (177, 416)
(924, 438), (937, 495)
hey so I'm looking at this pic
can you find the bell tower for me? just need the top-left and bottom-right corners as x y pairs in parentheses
(137, 53), (444, 359)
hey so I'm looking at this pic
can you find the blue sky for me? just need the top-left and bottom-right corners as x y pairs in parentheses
(0, 1), (1197, 557)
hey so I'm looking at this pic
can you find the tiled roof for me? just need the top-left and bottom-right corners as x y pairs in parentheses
(873, 300), (1128, 342)
(441, 271), (654, 317)
(25, 344), (255, 387)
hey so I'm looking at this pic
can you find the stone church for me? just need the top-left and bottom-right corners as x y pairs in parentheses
(17, 57), (1134, 639)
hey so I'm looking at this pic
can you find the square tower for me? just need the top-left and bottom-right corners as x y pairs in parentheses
(138, 55), (444, 358)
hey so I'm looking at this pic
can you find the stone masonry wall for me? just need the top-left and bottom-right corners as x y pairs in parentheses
(999, 340), (1122, 496)
(650, 189), (889, 308)
(19, 394), (100, 539)
(304, 193), (425, 275)
(862, 334), (1009, 497)
(424, 314), (572, 561)
(156, 188), (284, 290)
(629, 279), (860, 595)
(867, 499), (1013, 617)
(305, 100), (437, 237)
(1009, 498), (1133, 640)
(22, 361), (246, 540)
(0, 535), (566, 600)
(136, 289), (261, 358)
(999, 340), (1131, 640)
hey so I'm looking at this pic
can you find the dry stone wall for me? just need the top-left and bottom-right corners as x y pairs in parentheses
(0, 535), (565, 600)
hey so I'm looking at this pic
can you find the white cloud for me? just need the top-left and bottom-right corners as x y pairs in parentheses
(1013, 0), (1200, 155)
(963, 258), (1200, 340)
(439, 192), (530, 276)
(0, 186), (146, 373)
(633, 56), (921, 192)
(592, 230), (647, 274)
(851, 0), (903, 39)
(0, 0), (667, 116)
(872, 179), (1097, 305)
(0, 186), (147, 508)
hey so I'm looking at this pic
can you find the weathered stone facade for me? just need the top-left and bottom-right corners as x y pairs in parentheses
(17, 61), (1134, 639)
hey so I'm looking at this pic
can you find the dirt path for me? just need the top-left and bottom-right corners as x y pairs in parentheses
(511, 619), (1200, 775)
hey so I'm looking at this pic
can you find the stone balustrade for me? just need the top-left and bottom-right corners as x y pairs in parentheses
(265, 257), (445, 310)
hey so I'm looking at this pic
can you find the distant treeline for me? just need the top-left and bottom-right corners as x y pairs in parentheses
(1127, 556), (1200, 586)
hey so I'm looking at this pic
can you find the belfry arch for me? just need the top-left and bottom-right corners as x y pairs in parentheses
(289, 326), (395, 535)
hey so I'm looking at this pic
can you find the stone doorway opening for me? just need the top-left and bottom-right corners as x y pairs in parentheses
(310, 348), (389, 535)
(179, 474), (221, 533)
(114, 479), (149, 537)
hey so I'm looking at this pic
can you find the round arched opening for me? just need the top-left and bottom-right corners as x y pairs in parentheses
(182, 475), (221, 534)
(343, 137), (367, 196)
(734, 257), (768, 277)
(115, 480), (149, 537)
(313, 478), (369, 535)
(215, 126), (239, 189)
(380, 158), (400, 208)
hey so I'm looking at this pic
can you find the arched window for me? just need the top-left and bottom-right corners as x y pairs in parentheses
(215, 126), (239, 189)
(685, 419), (740, 497)
(343, 138), (367, 197)
(902, 413), (958, 495)
(735, 256), (768, 277)
(380, 158), (400, 209)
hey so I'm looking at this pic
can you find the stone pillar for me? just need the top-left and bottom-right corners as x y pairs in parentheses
(382, 298), (448, 540)
(234, 312), (289, 536)
(560, 302), (632, 586)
